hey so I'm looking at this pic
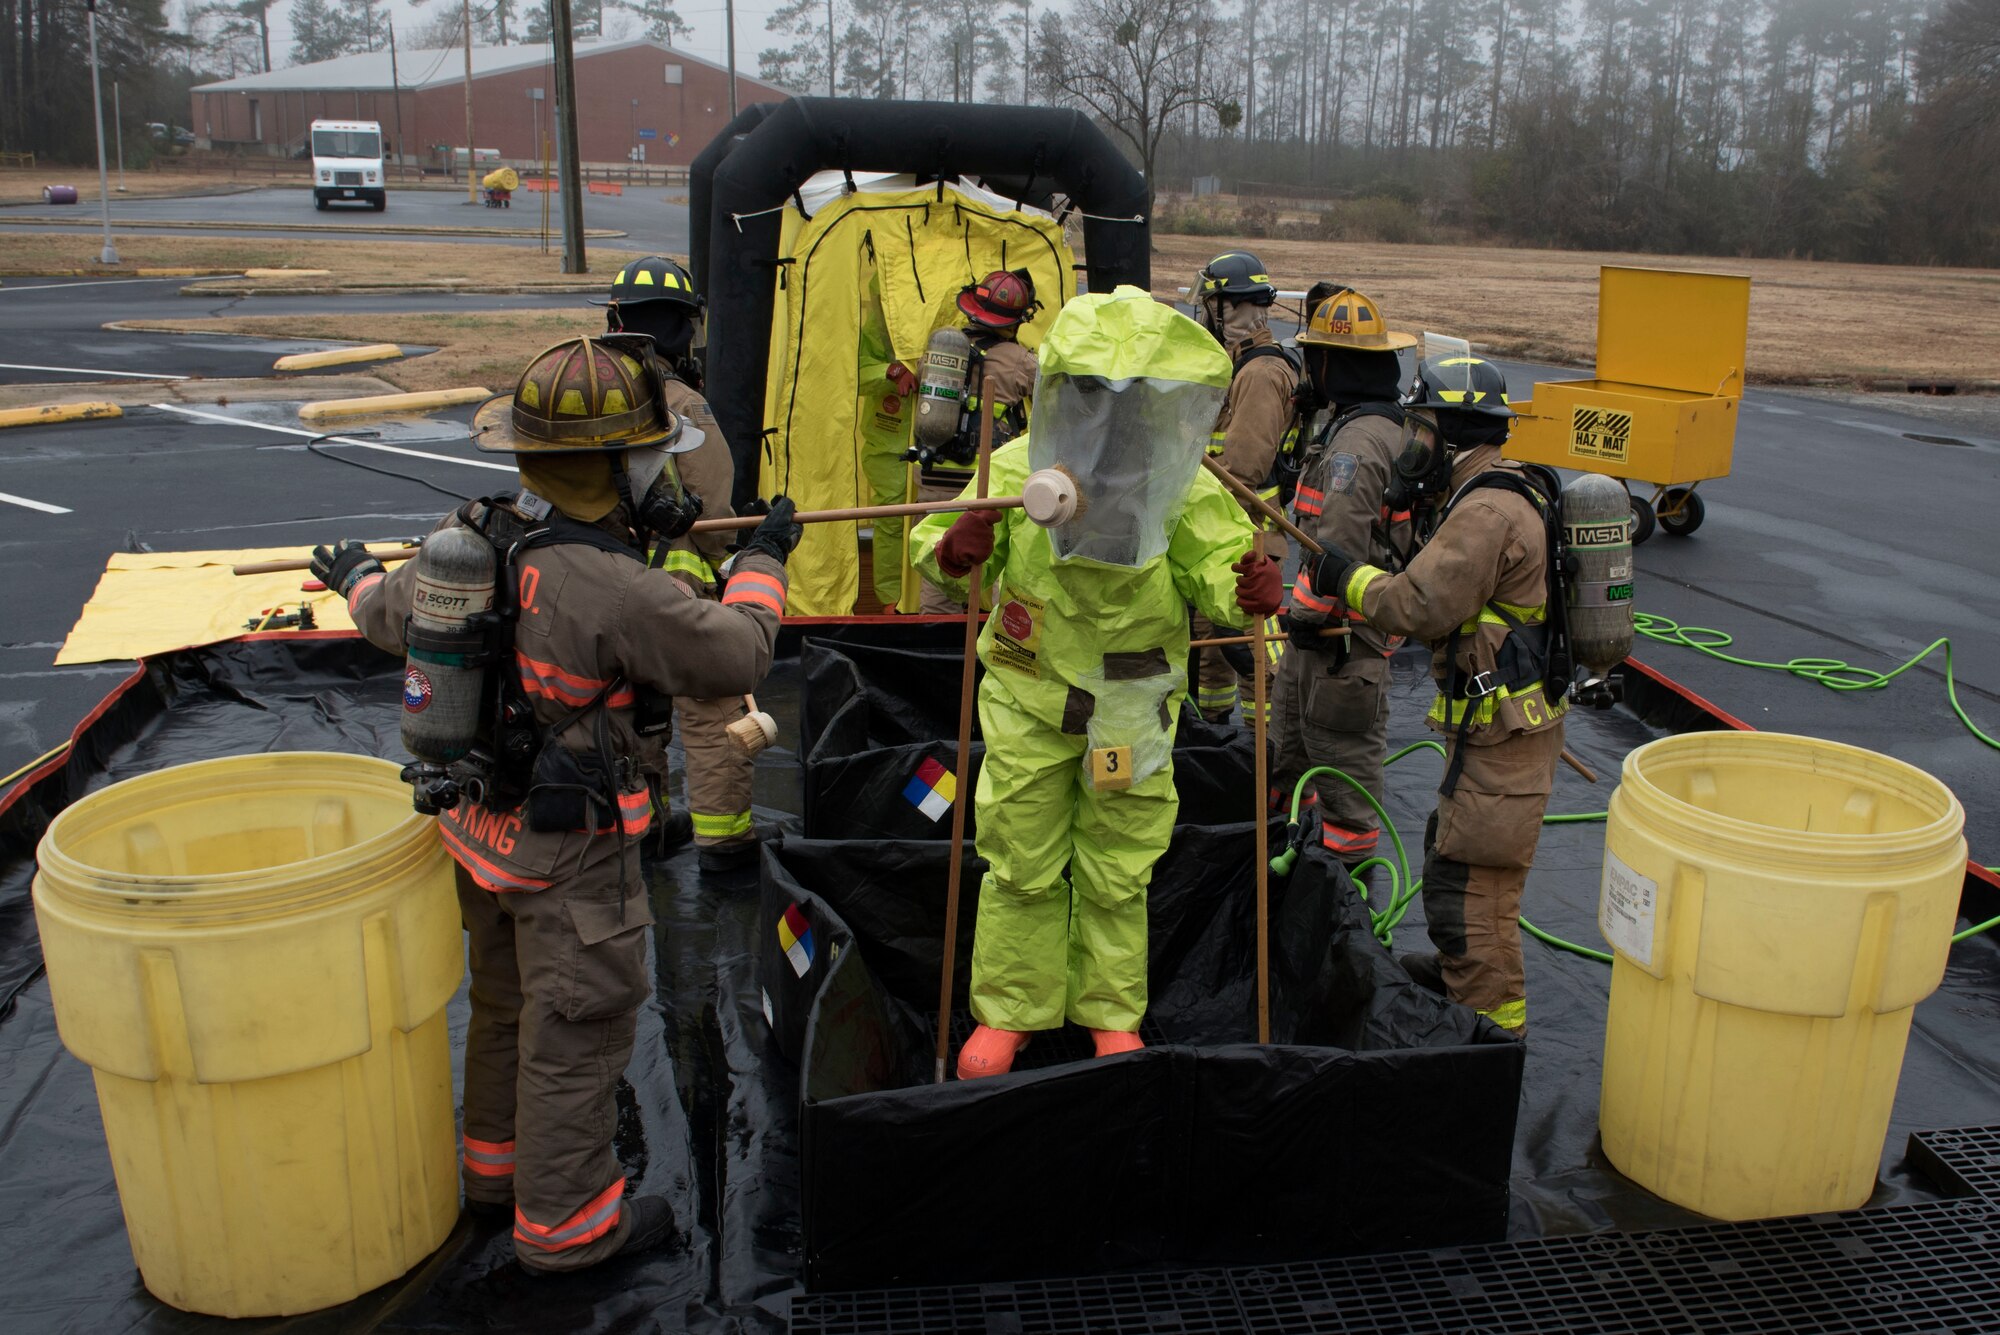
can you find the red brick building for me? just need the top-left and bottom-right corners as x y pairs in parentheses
(190, 40), (789, 168)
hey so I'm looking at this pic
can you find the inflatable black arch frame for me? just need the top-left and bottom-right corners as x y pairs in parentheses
(690, 97), (1152, 508)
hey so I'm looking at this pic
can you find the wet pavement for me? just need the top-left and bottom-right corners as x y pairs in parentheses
(0, 183), (686, 252)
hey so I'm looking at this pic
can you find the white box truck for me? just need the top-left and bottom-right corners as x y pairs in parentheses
(310, 119), (386, 211)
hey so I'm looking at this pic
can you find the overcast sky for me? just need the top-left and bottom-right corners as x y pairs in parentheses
(248, 1), (799, 75)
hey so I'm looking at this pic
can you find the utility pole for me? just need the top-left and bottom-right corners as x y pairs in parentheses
(1245, 0), (1257, 145)
(824, 0), (835, 95)
(725, 0), (739, 117)
(1022, 2), (1030, 104)
(85, 0), (117, 264)
(462, 0), (477, 203)
(387, 18), (407, 181)
(113, 81), (127, 191)
(550, 0), (587, 273)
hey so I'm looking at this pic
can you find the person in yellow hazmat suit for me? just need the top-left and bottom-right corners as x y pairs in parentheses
(910, 287), (1286, 1078)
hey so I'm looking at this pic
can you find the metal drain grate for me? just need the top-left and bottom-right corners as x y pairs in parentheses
(794, 1126), (2000, 1334)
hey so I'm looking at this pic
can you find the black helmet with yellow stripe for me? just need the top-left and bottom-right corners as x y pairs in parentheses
(1194, 251), (1276, 305)
(597, 255), (704, 314)
(1406, 355), (1516, 418)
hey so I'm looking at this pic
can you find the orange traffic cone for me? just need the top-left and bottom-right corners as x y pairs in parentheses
(957, 1024), (1031, 1079)
(1090, 1029), (1144, 1058)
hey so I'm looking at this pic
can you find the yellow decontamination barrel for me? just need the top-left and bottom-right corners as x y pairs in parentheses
(483, 166), (520, 192)
(1597, 732), (1966, 1221)
(31, 753), (464, 1317)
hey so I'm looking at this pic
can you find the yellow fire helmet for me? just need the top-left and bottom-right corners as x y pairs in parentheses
(1295, 287), (1419, 352)
(473, 334), (689, 454)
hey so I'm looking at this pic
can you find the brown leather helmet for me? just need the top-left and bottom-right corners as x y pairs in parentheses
(472, 334), (687, 455)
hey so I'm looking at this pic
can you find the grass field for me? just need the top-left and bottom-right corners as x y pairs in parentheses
(1149, 236), (2000, 386)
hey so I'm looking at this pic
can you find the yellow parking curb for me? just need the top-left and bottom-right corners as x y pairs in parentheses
(275, 343), (403, 371)
(244, 268), (334, 280)
(0, 401), (122, 429)
(299, 387), (490, 421)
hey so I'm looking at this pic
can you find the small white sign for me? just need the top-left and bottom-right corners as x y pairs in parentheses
(1600, 851), (1658, 967)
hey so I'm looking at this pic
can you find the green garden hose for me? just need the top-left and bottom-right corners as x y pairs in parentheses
(1277, 743), (1996, 964)
(1633, 613), (1999, 751)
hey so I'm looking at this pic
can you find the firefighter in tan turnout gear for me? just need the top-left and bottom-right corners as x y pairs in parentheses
(892, 268), (1042, 612)
(1273, 289), (1417, 865)
(1191, 251), (1298, 724)
(599, 255), (764, 870)
(1303, 356), (1564, 1036)
(313, 335), (803, 1270)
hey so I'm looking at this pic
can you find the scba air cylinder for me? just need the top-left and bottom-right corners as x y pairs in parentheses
(1563, 473), (1636, 684)
(401, 525), (495, 767)
(913, 327), (973, 451)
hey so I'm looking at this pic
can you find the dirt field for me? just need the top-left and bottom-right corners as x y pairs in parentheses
(25, 227), (1994, 390)
(1149, 235), (2000, 386)
(0, 232), (637, 285)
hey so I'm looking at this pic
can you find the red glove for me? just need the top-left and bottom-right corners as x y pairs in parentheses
(886, 361), (918, 396)
(1233, 550), (1284, 617)
(937, 509), (1002, 578)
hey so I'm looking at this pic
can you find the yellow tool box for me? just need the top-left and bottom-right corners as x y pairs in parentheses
(1506, 266), (1750, 541)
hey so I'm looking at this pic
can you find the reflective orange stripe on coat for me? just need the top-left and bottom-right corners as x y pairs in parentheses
(610, 787), (651, 837)
(514, 1179), (626, 1253)
(438, 817), (553, 893)
(463, 1135), (516, 1178)
(516, 651), (637, 710)
(722, 569), (786, 617)
(346, 571), (384, 616)
(1321, 821), (1379, 856)
(1290, 570), (1337, 617)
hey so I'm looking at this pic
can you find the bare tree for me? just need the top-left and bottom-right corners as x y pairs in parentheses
(1035, 0), (1240, 206)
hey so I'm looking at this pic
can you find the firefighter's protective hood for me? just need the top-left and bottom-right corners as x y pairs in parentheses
(1029, 286), (1231, 569)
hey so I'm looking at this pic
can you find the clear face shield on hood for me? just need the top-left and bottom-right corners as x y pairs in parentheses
(1028, 371), (1226, 569)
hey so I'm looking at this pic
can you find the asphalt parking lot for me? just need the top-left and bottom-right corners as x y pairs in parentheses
(2, 276), (1996, 857)
(0, 274), (581, 384)
(0, 183), (688, 251)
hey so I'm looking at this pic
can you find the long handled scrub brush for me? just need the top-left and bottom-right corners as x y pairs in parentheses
(725, 695), (778, 758)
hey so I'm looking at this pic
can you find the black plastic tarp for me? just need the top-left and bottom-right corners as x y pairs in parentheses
(758, 835), (1521, 1290)
(1, 632), (1997, 1332)
(798, 632), (1257, 840)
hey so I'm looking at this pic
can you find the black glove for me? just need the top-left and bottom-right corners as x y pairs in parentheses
(1284, 615), (1331, 653)
(637, 485), (703, 542)
(311, 539), (385, 597)
(728, 498), (769, 548)
(741, 495), (803, 564)
(1309, 540), (1361, 608)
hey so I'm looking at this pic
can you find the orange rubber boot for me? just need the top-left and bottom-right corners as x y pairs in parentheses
(957, 1025), (1031, 1079)
(1090, 1029), (1144, 1058)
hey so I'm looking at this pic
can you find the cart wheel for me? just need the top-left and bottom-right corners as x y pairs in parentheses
(1658, 487), (1705, 537)
(1629, 494), (1656, 545)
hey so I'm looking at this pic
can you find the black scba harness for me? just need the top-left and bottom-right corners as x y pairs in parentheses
(1233, 342), (1315, 502)
(440, 494), (661, 834)
(1434, 463), (1575, 797)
